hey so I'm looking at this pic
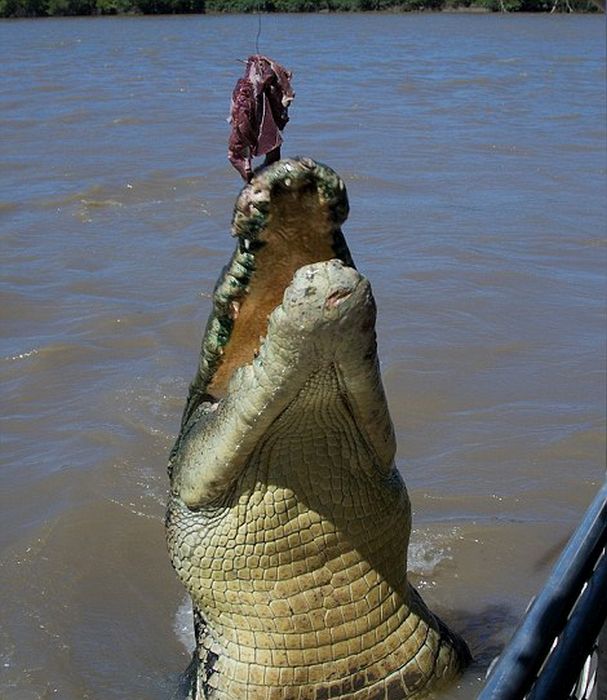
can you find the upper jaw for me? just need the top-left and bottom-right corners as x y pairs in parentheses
(231, 157), (350, 244)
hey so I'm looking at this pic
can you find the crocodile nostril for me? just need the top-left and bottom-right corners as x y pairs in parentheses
(325, 287), (353, 309)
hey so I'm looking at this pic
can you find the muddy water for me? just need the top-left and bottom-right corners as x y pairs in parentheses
(1, 12), (605, 699)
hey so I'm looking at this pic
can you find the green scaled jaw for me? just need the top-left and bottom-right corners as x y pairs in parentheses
(170, 157), (354, 461)
(231, 157), (351, 247)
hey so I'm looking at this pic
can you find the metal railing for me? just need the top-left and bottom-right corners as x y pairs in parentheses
(479, 480), (607, 700)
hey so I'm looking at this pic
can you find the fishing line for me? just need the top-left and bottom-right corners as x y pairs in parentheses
(255, 9), (262, 54)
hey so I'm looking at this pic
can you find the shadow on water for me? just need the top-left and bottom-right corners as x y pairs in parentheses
(451, 603), (519, 669)
(433, 603), (521, 698)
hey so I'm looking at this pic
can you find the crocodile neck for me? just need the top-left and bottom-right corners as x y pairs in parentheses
(168, 364), (456, 699)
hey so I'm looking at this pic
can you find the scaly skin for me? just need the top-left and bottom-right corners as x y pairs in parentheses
(166, 158), (471, 699)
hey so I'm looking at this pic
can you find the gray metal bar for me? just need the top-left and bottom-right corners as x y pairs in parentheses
(598, 622), (607, 700)
(478, 480), (607, 700)
(527, 547), (607, 699)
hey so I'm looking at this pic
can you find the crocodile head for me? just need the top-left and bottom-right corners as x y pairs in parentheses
(166, 158), (470, 699)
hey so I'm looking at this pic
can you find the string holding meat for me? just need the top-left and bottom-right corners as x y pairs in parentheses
(228, 55), (295, 182)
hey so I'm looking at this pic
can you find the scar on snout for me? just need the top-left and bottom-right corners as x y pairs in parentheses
(325, 287), (352, 308)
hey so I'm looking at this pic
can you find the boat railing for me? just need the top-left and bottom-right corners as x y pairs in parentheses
(478, 479), (607, 700)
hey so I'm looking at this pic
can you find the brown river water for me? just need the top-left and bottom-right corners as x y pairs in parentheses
(1, 12), (605, 700)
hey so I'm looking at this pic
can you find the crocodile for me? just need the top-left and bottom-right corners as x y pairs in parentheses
(166, 157), (471, 699)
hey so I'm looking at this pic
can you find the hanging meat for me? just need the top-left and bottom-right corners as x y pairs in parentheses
(228, 55), (295, 182)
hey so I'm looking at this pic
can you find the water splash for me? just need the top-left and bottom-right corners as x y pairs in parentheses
(174, 597), (195, 652)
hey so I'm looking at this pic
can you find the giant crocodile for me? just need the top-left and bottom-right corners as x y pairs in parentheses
(166, 157), (471, 699)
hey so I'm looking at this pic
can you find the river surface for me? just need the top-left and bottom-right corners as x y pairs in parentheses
(1, 12), (605, 699)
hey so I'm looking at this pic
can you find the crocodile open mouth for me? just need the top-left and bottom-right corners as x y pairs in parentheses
(181, 158), (355, 427)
